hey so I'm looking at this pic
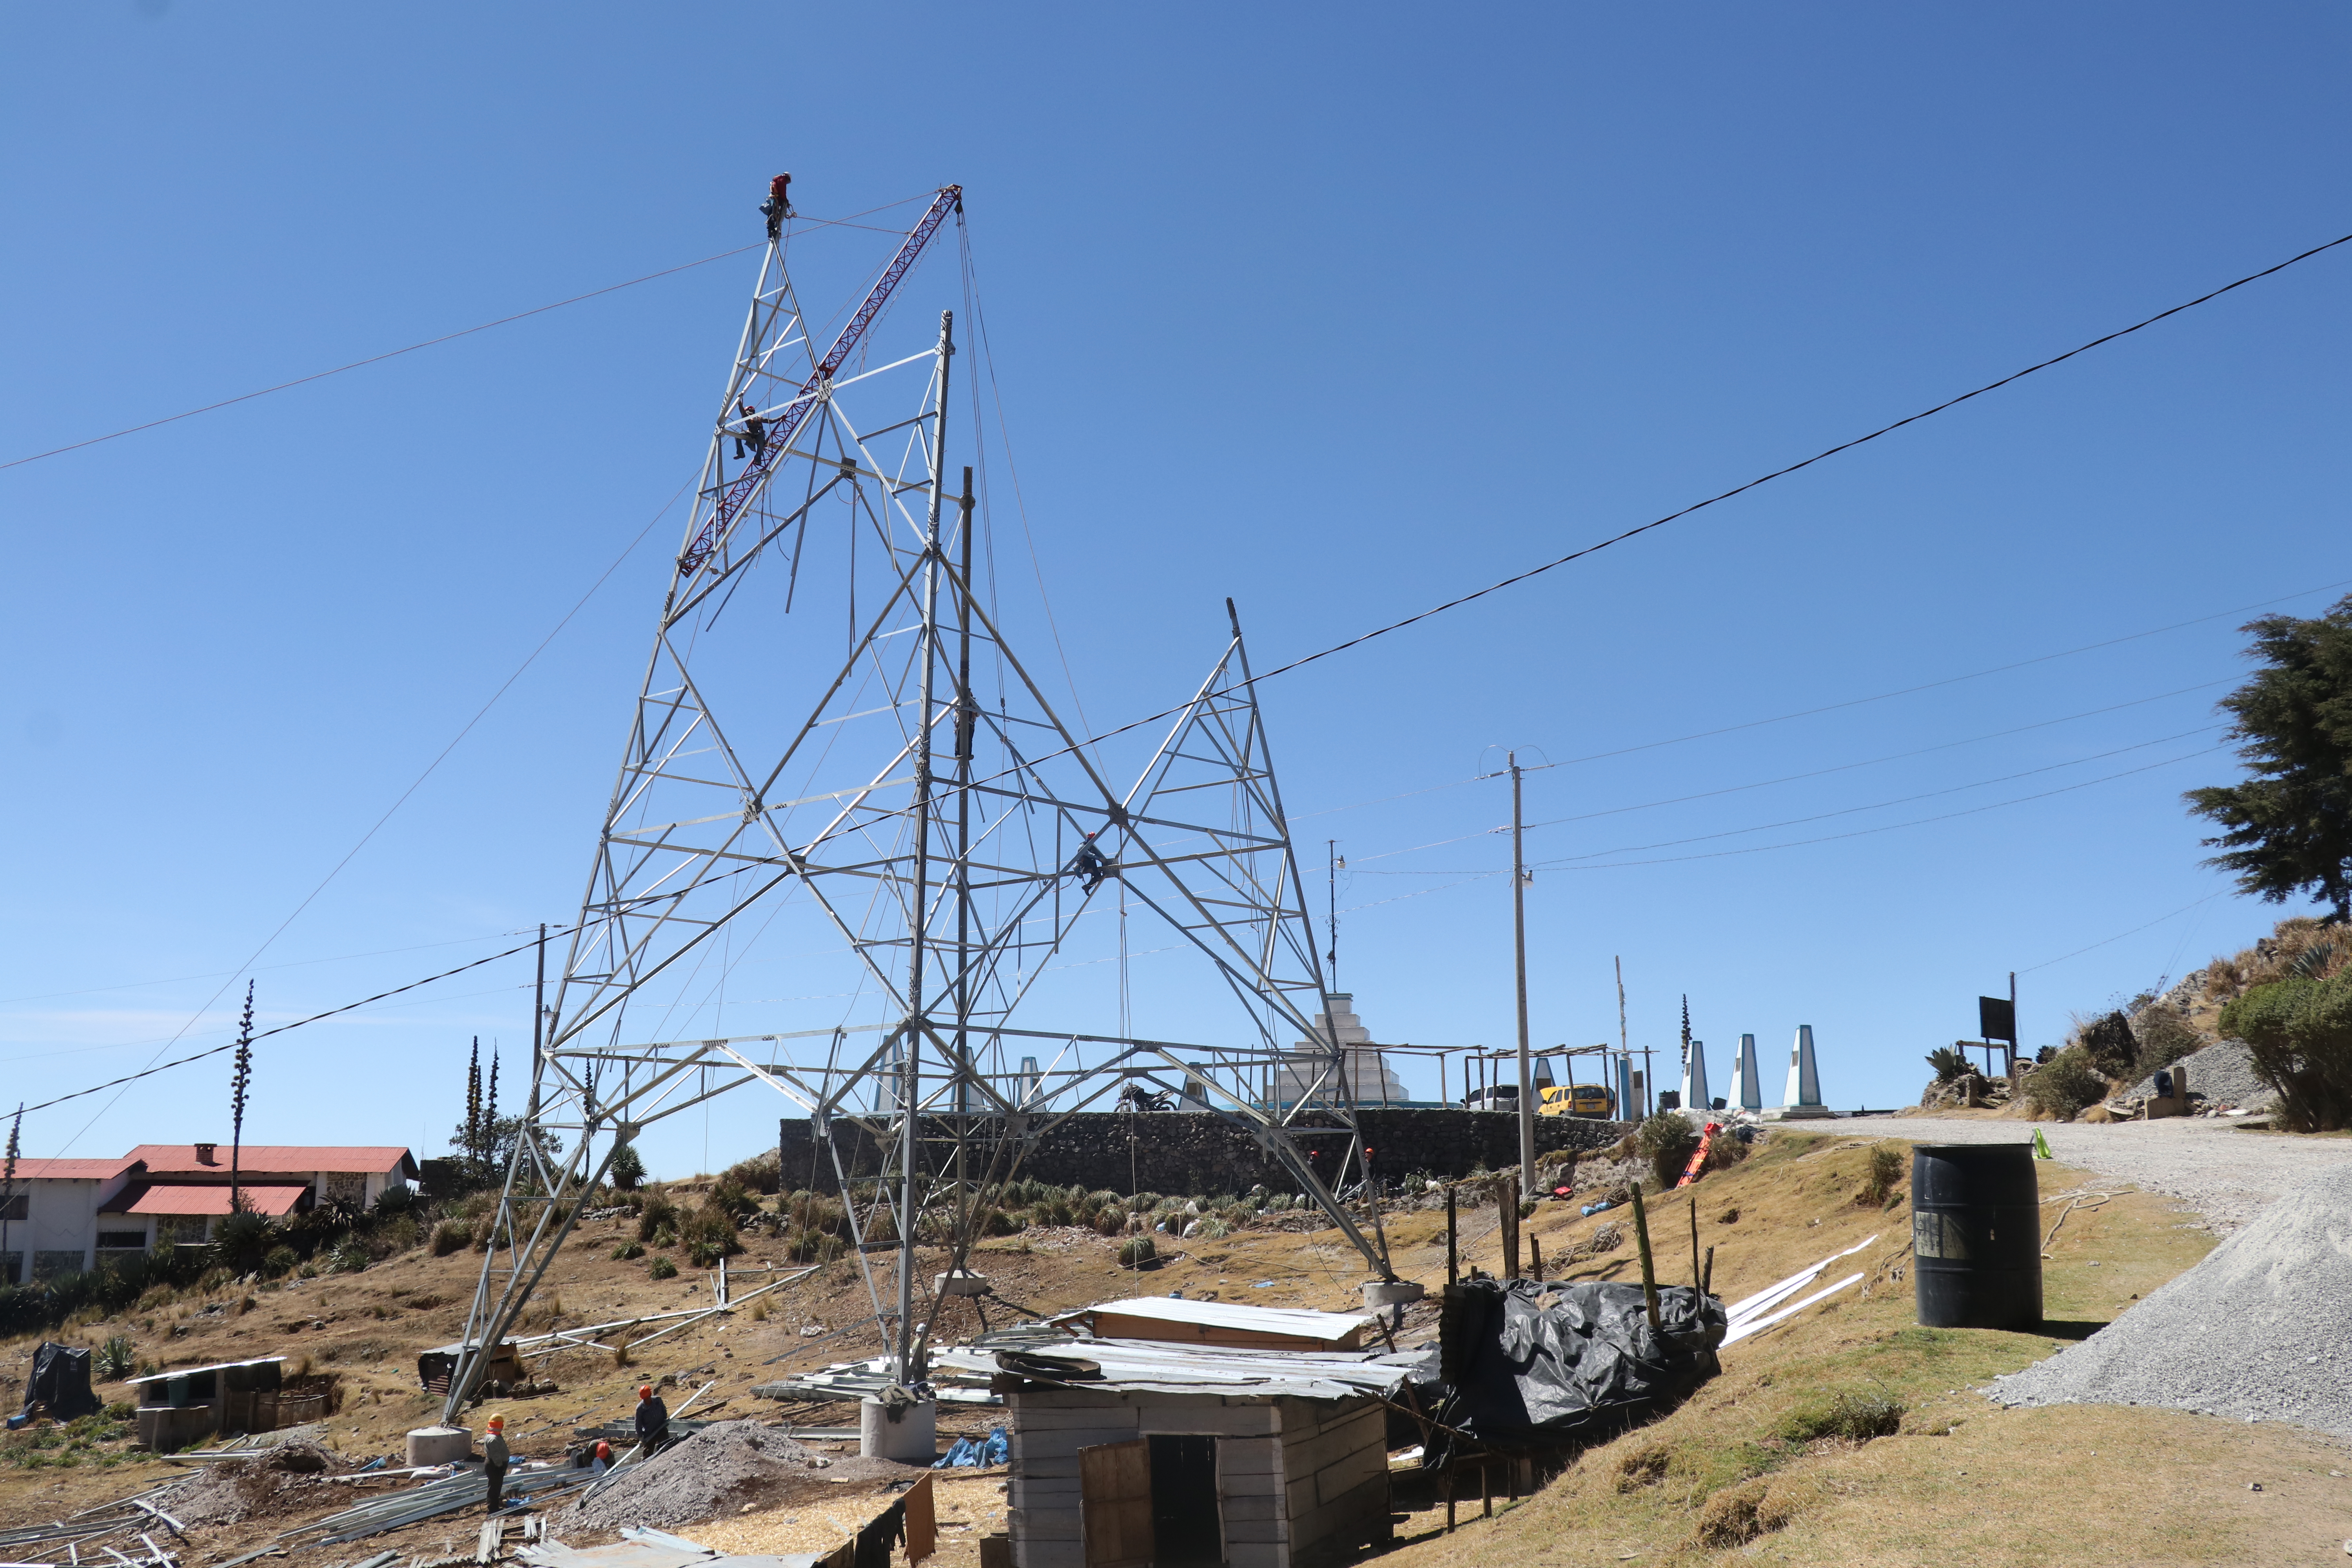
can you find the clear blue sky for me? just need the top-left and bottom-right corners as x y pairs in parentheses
(3, 4), (2347, 1177)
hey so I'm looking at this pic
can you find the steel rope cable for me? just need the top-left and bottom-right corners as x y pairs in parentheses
(0, 195), (938, 473)
(955, 230), (2352, 795)
(1354, 720), (2227, 872)
(14, 931), (566, 1116)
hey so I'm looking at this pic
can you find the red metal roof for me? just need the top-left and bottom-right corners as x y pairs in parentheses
(5, 1158), (135, 1181)
(120, 1145), (416, 1178)
(114, 1183), (308, 1218)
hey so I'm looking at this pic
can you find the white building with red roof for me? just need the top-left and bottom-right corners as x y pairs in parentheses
(0, 1143), (416, 1283)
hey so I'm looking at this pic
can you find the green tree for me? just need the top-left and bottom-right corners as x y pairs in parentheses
(2185, 596), (2352, 921)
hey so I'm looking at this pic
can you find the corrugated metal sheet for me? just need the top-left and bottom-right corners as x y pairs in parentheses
(1060, 1296), (1374, 1344)
(4, 1158), (134, 1181)
(114, 1182), (308, 1217)
(122, 1144), (417, 1178)
(933, 1337), (1414, 1401)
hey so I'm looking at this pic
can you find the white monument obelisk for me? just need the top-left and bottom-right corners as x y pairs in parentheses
(1774, 1024), (1833, 1118)
(1735, 1033), (1763, 1111)
(1680, 1040), (1711, 1116)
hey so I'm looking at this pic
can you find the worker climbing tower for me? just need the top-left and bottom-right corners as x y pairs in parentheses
(443, 182), (1385, 1419)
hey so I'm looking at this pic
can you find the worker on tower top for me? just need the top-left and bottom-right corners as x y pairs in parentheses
(761, 173), (793, 241)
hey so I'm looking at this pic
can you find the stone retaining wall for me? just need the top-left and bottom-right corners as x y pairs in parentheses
(777, 1107), (1630, 1196)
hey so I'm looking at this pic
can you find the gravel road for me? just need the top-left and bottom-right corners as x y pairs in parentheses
(1869, 1114), (2352, 1232)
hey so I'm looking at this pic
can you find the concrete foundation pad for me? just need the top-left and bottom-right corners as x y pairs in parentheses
(406, 1425), (472, 1466)
(1361, 1279), (1425, 1308)
(1761, 1106), (1838, 1121)
(860, 1398), (936, 1462)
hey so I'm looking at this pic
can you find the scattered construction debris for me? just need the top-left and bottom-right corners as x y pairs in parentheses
(1721, 1233), (1878, 1346)
(1989, 1161), (2352, 1437)
(553, 1421), (836, 1536)
(1046, 1296), (1379, 1351)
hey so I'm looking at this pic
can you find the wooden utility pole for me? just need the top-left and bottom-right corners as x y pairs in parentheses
(1510, 753), (1534, 1181)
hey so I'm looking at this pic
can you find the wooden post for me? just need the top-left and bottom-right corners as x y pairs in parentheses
(1689, 1195), (1700, 1286)
(1501, 1175), (1521, 1281)
(1445, 1186), (1458, 1286)
(1701, 1244), (1715, 1298)
(1629, 1185), (1661, 1331)
(1445, 1468), (1455, 1532)
(1530, 1235), (1544, 1282)
(1482, 1464), (1493, 1517)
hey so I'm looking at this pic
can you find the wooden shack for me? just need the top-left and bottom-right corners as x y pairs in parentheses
(935, 1336), (1409, 1568)
(127, 1356), (286, 1452)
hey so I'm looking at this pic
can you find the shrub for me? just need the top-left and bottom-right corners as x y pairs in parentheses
(1194, 1218), (1231, 1240)
(1091, 1209), (1125, 1237)
(1704, 1132), (1750, 1173)
(2020, 1046), (2105, 1121)
(2073, 1009), (2139, 1080)
(1859, 1144), (1906, 1205)
(680, 1204), (742, 1263)
(706, 1176), (760, 1222)
(1924, 1046), (1969, 1083)
(95, 1336), (136, 1382)
(262, 1245), (300, 1278)
(372, 1184), (419, 1217)
(1116, 1236), (1156, 1268)
(211, 1212), (274, 1275)
(980, 1208), (1019, 1238)
(647, 1255), (678, 1280)
(430, 1221), (472, 1258)
(1775, 1388), (1904, 1444)
(1633, 1112), (1700, 1190)
(635, 1194), (681, 1244)
(611, 1240), (645, 1261)
(1126, 1192), (1161, 1214)
(2129, 1000), (2206, 1077)
(328, 1241), (370, 1274)
(722, 1151), (782, 1196)
(608, 1144), (647, 1191)
(2220, 971), (2352, 1131)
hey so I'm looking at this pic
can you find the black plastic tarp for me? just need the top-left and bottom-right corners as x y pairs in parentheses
(21, 1341), (99, 1422)
(1430, 1279), (1724, 1453)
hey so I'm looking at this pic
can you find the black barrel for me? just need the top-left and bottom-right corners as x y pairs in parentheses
(1911, 1143), (2042, 1330)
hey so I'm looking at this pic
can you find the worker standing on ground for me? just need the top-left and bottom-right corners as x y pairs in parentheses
(635, 1383), (670, 1453)
(760, 173), (793, 240)
(481, 1415), (510, 1514)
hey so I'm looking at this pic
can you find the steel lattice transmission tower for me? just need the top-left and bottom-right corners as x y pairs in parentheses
(445, 185), (1384, 1419)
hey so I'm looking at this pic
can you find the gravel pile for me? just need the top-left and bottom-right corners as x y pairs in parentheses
(554, 1420), (837, 1533)
(2127, 1037), (2276, 1111)
(1987, 1161), (2352, 1436)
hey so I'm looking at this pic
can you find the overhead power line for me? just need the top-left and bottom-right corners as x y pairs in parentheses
(13, 931), (563, 1118)
(977, 227), (2352, 789)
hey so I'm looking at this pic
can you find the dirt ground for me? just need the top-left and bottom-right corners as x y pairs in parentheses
(3, 1134), (2347, 1567)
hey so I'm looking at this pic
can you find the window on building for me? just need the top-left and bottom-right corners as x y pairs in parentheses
(0, 1252), (19, 1285)
(32, 1251), (85, 1281)
(168, 1216), (208, 1245)
(323, 1172), (367, 1208)
(0, 1196), (26, 1222)
(96, 1232), (148, 1251)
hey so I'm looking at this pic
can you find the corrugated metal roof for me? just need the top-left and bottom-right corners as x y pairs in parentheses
(932, 1337), (1414, 1401)
(1066, 1296), (1375, 1343)
(122, 1145), (416, 1178)
(127, 1356), (287, 1385)
(114, 1182), (307, 1217)
(4, 1158), (134, 1181)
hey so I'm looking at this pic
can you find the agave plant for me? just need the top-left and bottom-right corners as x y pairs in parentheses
(1924, 1047), (1970, 1083)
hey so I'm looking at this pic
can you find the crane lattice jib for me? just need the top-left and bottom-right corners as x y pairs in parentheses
(677, 185), (963, 579)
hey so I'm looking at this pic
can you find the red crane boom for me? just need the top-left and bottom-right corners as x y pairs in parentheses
(677, 184), (963, 579)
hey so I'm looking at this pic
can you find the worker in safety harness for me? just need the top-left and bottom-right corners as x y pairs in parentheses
(733, 399), (768, 461)
(1067, 833), (1111, 894)
(760, 173), (793, 240)
(635, 1382), (671, 1453)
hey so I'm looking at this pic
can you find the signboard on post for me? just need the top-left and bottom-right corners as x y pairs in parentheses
(1978, 996), (2016, 1044)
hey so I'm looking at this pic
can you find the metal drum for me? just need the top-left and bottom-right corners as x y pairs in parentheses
(1911, 1143), (2042, 1330)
